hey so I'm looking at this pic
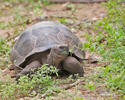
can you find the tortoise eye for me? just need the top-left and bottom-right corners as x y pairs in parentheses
(59, 46), (65, 49)
(59, 46), (69, 51)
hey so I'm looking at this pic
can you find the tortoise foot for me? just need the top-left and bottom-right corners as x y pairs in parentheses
(62, 56), (84, 77)
(16, 60), (41, 80)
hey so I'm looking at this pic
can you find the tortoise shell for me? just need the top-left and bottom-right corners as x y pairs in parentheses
(10, 21), (84, 67)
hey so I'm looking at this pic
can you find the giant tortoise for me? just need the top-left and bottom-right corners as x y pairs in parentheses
(10, 21), (85, 78)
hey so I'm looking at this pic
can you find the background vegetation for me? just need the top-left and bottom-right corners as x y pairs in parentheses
(0, 0), (124, 99)
(86, 0), (125, 95)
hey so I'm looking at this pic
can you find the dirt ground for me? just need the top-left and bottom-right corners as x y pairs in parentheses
(0, 1), (118, 100)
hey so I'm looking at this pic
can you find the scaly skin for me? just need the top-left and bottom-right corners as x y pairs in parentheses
(16, 45), (69, 79)
(62, 56), (84, 77)
(47, 45), (69, 68)
(16, 60), (41, 80)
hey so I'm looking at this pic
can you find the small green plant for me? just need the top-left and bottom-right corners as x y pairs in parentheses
(85, 0), (125, 95)
(42, 0), (50, 5)
(0, 64), (61, 99)
(0, 38), (10, 68)
(58, 17), (67, 24)
(69, 48), (73, 56)
(0, 38), (10, 57)
(67, 4), (75, 11)
(75, 97), (84, 100)
(33, 7), (43, 16)
(85, 81), (96, 91)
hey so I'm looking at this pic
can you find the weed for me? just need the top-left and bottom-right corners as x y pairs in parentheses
(67, 4), (75, 11)
(0, 65), (61, 99)
(0, 38), (10, 57)
(42, 0), (50, 5)
(33, 7), (43, 16)
(0, 38), (10, 68)
(85, 81), (96, 91)
(74, 97), (84, 100)
(84, 0), (125, 95)
(58, 17), (67, 24)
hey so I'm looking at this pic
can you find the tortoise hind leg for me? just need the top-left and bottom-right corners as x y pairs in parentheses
(16, 60), (41, 80)
(62, 56), (84, 77)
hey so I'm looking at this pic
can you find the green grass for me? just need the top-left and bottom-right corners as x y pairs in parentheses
(0, 1), (63, 99)
(0, 0), (125, 99)
(0, 65), (61, 100)
(83, 0), (125, 96)
(0, 38), (10, 67)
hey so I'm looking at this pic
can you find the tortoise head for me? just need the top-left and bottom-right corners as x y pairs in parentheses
(52, 44), (69, 56)
(47, 44), (69, 67)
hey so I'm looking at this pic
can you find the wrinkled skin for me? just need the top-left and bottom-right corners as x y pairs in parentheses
(16, 45), (84, 80)
(16, 45), (69, 79)
(62, 56), (84, 77)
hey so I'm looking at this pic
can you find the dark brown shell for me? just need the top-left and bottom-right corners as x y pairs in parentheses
(10, 21), (84, 67)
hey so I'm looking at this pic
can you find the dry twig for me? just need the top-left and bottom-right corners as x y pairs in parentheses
(40, 78), (85, 98)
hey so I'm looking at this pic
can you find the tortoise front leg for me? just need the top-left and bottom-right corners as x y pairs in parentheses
(62, 56), (84, 77)
(16, 60), (41, 80)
